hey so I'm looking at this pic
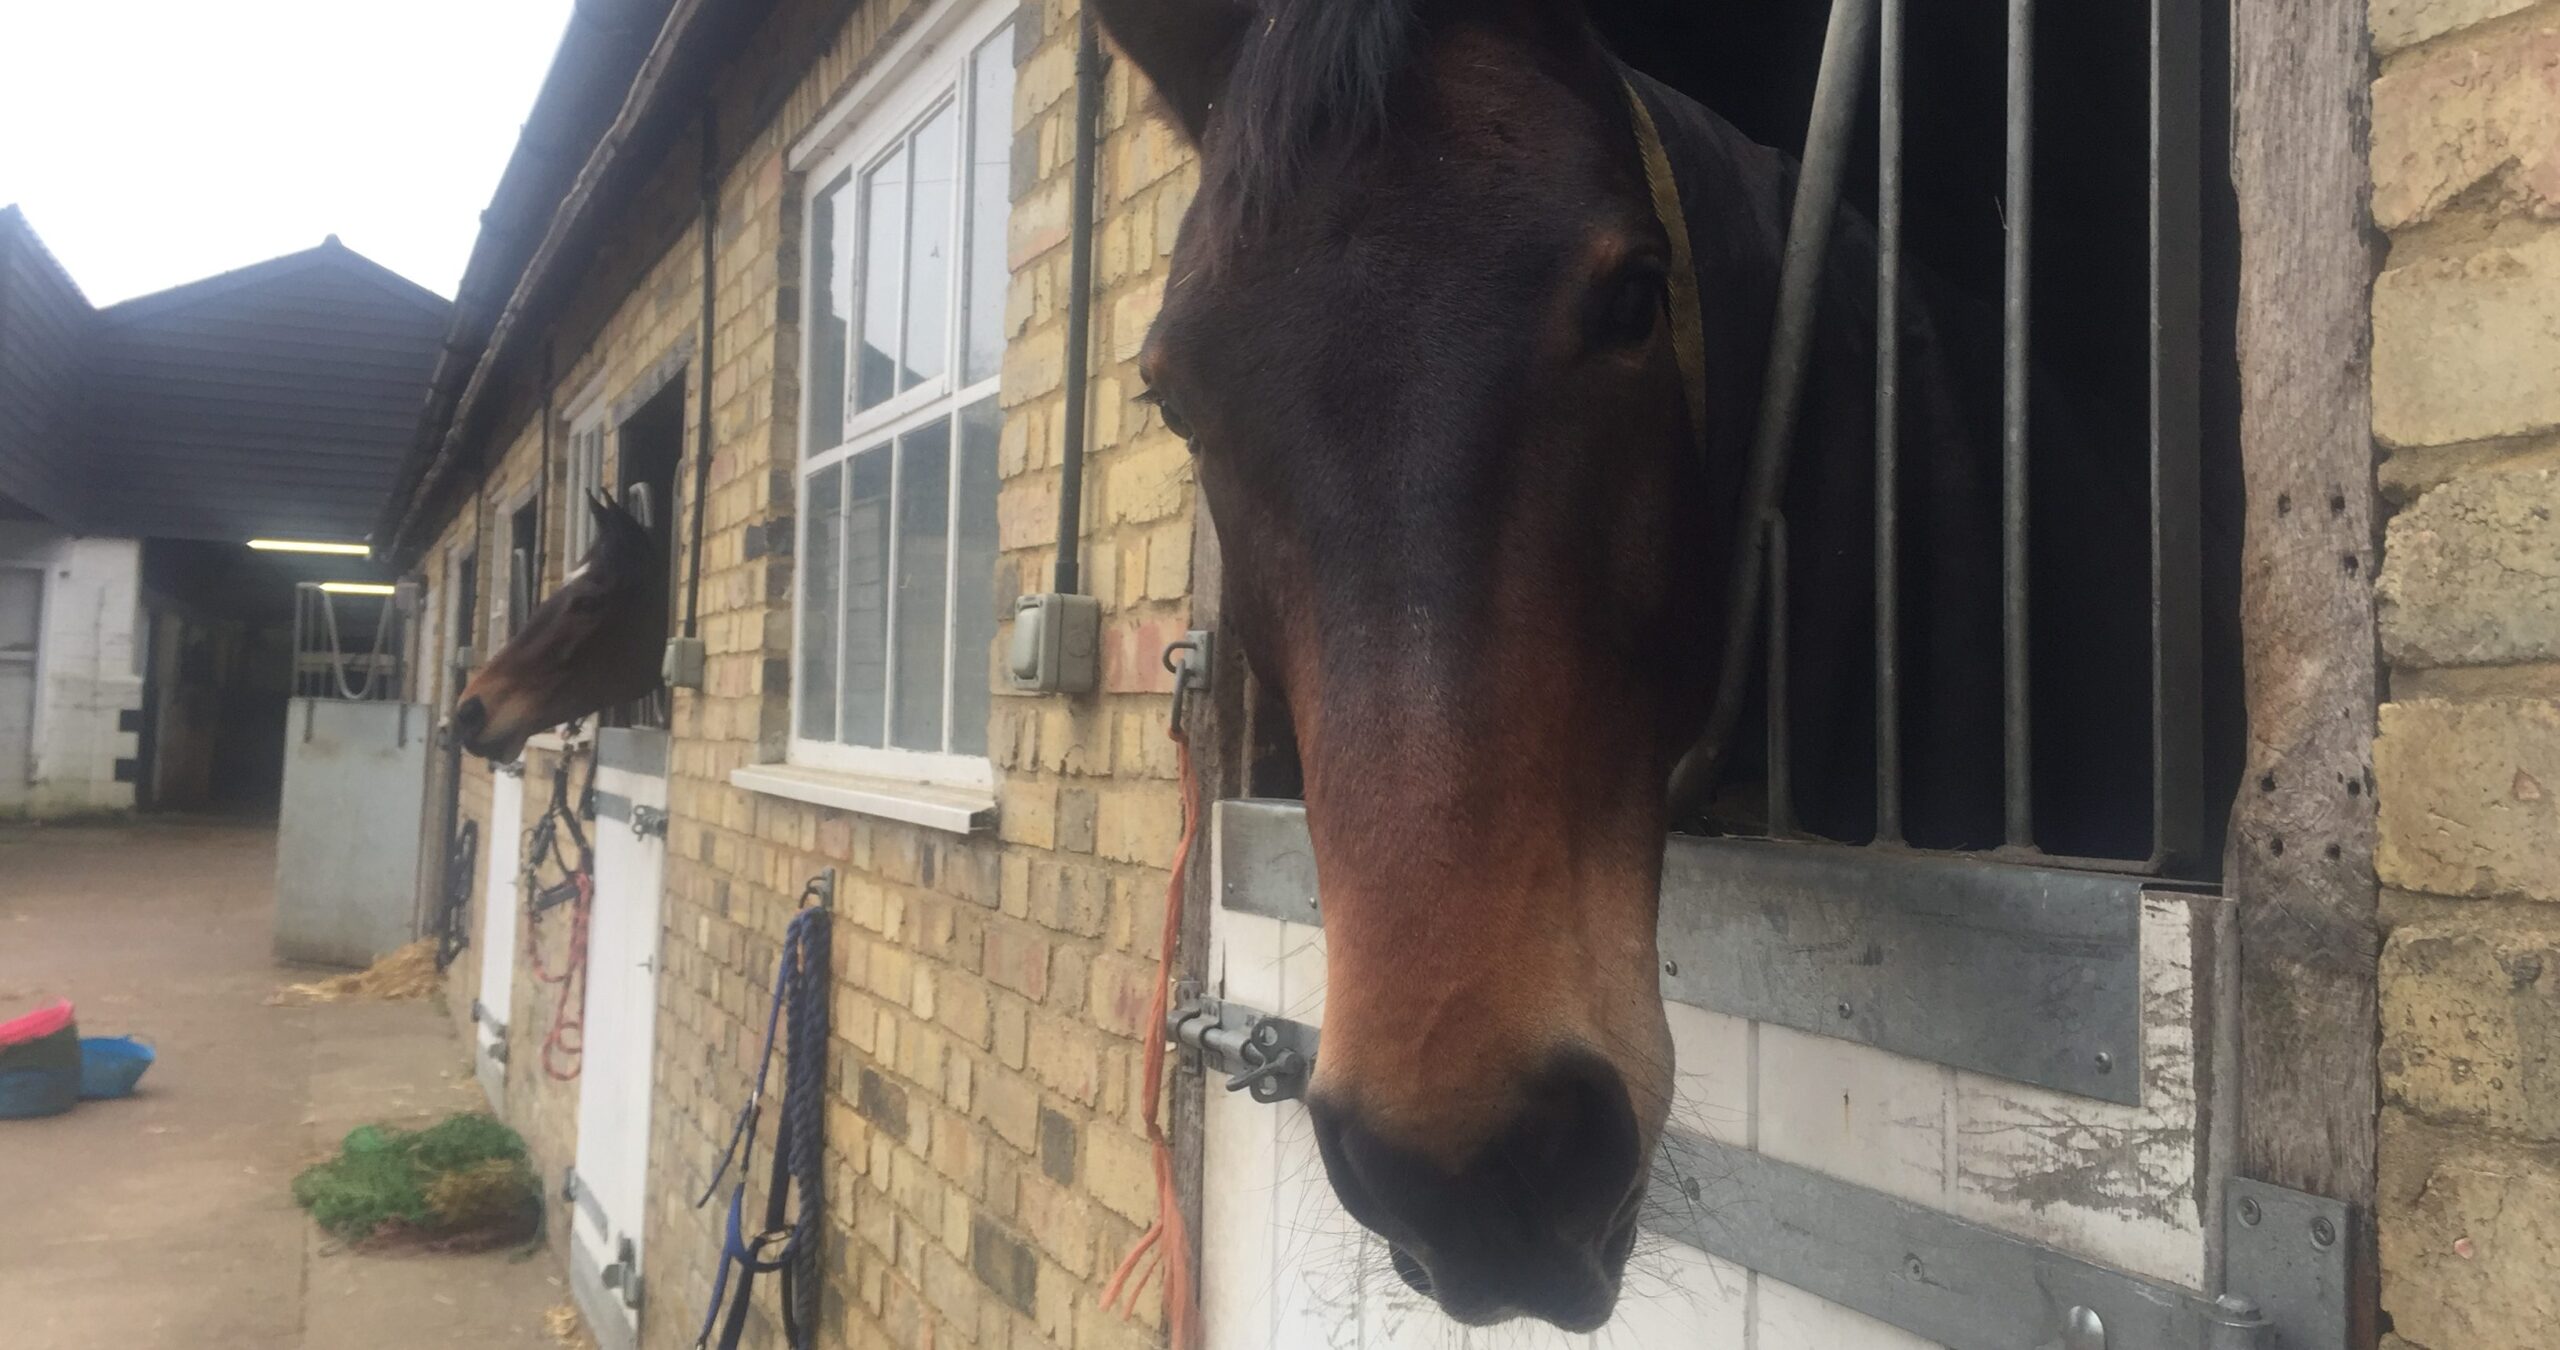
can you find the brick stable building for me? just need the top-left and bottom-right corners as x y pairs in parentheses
(376, 1), (1193, 1346)
(370, 1), (2560, 1348)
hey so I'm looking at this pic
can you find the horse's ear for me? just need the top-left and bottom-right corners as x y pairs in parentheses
(1088, 0), (1251, 143)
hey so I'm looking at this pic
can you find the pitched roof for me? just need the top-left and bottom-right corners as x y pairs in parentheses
(99, 234), (448, 327)
(0, 205), (96, 525)
(81, 240), (450, 542)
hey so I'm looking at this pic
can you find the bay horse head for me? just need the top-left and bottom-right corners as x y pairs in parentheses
(452, 491), (668, 762)
(1093, 0), (1786, 1328)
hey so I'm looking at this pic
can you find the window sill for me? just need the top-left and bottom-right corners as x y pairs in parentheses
(730, 763), (997, 836)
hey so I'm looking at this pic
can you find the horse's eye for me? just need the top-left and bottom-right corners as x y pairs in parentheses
(1141, 387), (1195, 444)
(1588, 261), (1668, 351)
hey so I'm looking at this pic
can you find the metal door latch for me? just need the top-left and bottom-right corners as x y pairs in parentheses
(629, 804), (667, 839)
(602, 1235), (644, 1311)
(1168, 989), (1319, 1104)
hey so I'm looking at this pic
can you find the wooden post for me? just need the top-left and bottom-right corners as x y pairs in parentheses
(2227, 0), (2381, 1343)
(1171, 490), (1245, 1332)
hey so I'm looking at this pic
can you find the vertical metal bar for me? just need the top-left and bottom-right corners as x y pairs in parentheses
(2151, 0), (2205, 873)
(1765, 515), (1795, 838)
(1665, 0), (1880, 818)
(2002, 0), (2036, 848)
(1874, 0), (1906, 844)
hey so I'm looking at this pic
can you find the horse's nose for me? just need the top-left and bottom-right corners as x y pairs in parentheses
(1310, 1050), (1643, 1330)
(452, 696), (489, 746)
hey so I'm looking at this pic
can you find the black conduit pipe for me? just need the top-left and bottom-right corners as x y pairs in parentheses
(1053, 11), (1102, 595)
(685, 106), (719, 640)
(537, 344), (553, 587)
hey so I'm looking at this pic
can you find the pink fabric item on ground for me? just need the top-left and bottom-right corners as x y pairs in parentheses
(0, 1000), (75, 1047)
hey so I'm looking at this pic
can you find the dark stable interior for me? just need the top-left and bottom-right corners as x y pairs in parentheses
(1246, 0), (2245, 878)
(602, 377), (685, 730)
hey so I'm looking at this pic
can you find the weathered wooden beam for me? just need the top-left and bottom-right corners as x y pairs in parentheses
(1172, 483), (1244, 1341)
(2226, 0), (2383, 1343)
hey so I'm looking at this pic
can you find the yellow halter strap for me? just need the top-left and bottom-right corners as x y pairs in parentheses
(1624, 79), (1709, 456)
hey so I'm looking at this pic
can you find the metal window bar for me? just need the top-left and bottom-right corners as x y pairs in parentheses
(2001, 0), (2036, 850)
(1762, 0), (2205, 877)
(292, 583), (405, 703)
(1872, 0), (1906, 846)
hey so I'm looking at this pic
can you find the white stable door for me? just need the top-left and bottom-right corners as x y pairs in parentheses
(474, 763), (526, 1106)
(571, 736), (667, 1350)
(1199, 802), (2227, 1350)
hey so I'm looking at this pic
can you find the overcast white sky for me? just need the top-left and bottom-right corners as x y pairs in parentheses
(0, 0), (576, 306)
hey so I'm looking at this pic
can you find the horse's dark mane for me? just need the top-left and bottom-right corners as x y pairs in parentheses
(1216, 0), (1429, 224)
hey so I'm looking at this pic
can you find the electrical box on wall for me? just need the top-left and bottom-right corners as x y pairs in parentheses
(662, 636), (706, 690)
(1009, 593), (1100, 694)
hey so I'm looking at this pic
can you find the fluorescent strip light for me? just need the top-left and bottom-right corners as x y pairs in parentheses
(317, 582), (397, 596)
(249, 538), (370, 556)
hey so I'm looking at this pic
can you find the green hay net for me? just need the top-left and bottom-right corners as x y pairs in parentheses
(293, 1113), (542, 1248)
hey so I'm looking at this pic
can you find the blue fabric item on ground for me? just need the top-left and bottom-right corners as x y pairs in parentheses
(78, 1037), (156, 1099)
(0, 1022), (82, 1119)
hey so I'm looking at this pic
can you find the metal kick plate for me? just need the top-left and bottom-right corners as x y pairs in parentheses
(2226, 1178), (2352, 1350)
(1653, 1130), (2233, 1350)
(1212, 799), (2145, 1102)
(595, 727), (669, 777)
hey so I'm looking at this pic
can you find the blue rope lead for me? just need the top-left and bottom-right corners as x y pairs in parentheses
(694, 894), (830, 1350)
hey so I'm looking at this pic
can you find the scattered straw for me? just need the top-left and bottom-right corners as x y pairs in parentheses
(546, 1304), (594, 1347)
(269, 940), (441, 1005)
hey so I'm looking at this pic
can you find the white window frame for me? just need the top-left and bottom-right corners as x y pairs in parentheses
(781, 0), (1014, 792)
(488, 487), (538, 652)
(560, 378), (611, 572)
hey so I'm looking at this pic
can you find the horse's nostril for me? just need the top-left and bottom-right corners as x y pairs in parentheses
(1389, 1245), (1434, 1296)
(453, 697), (488, 740)
(1310, 1051), (1642, 1329)
(1491, 1051), (1643, 1236)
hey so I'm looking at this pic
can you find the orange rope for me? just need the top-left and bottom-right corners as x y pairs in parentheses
(1101, 733), (1202, 1350)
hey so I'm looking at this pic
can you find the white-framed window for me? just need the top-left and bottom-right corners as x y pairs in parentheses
(790, 0), (1014, 788)
(488, 490), (538, 651)
(561, 386), (610, 567)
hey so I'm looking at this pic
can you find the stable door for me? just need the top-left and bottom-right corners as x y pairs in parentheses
(474, 760), (525, 1107)
(1197, 801), (2254, 1350)
(570, 729), (668, 1350)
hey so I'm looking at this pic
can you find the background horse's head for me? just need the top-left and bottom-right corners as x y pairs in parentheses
(452, 492), (668, 761)
(1095, 0), (1735, 1327)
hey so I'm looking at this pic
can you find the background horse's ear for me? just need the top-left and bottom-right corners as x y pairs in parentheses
(1088, 0), (1252, 143)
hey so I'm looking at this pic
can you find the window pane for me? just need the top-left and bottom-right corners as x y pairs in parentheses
(808, 169), (855, 450)
(843, 446), (893, 745)
(856, 147), (908, 412)
(962, 32), (1015, 385)
(949, 397), (1002, 756)
(890, 418), (952, 750)
(902, 102), (958, 393)
(798, 464), (842, 741)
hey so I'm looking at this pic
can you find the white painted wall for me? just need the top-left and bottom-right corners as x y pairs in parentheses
(0, 522), (142, 817)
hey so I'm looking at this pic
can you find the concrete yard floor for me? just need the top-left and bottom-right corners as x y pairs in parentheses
(0, 820), (579, 1350)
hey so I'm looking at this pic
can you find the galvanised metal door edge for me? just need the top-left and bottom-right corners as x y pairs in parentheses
(1213, 797), (2145, 1103)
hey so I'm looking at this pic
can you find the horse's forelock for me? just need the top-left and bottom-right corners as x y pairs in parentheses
(1217, 0), (1428, 222)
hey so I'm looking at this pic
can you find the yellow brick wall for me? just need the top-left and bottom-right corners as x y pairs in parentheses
(2368, 3), (2560, 1347)
(408, 1), (1201, 1345)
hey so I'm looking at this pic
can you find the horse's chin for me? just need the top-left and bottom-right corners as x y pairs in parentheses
(462, 729), (531, 765)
